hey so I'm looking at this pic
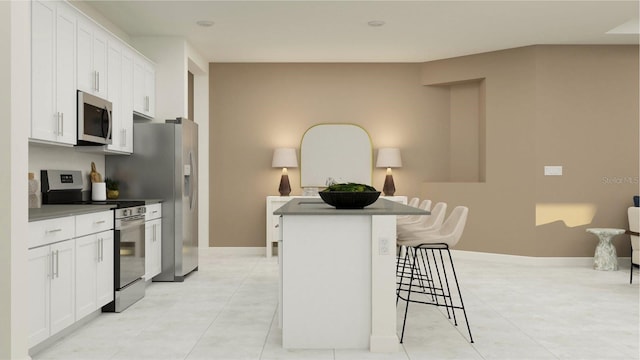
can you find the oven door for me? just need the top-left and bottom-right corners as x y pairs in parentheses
(115, 215), (145, 289)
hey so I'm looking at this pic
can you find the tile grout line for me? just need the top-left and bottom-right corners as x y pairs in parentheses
(454, 283), (560, 360)
(258, 303), (279, 359)
(183, 256), (264, 360)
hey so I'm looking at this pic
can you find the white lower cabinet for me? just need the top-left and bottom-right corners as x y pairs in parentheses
(29, 210), (114, 349)
(28, 239), (76, 347)
(145, 204), (162, 280)
(145, 219), (162, 280)
(75, 230), (114, 320)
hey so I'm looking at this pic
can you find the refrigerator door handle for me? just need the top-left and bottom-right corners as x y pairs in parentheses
(188, 151), (195, 210)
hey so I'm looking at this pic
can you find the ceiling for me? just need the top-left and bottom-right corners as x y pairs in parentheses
(84, 1), (639, 63)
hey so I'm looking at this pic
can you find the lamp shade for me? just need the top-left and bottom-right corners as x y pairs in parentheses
(272, 148), (298, 168)
(376, 148), (402, 168)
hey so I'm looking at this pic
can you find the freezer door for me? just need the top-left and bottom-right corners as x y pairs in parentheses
(176, 119), (198, 278)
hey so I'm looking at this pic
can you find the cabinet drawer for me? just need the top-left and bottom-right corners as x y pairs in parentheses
(75, 211), (114, 237)
(29, 216), (75, 249)
(145, 203), (162, 221)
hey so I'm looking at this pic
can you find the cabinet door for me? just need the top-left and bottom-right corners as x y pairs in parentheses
(92, 28), (108, 99)
(150, 219), (162, 279)
(144, 219), (162, 280)
(50, 240), (75, 336)
(28, 246), (51, 348)
(31, 0), (56, 142)
(55, 1), (77, 145)
(75, 234), (97, 320)
(120, 49), (134, 153)
(77, 20), (108, 98)
(144, 221), (153, 280)
(144, 65), (155, 117)
(76, 19), (93, 94)
(133, 56), (155, 117)
(106, 39), (122, 152)
(133, 57), (146, 114)
(96, 231), (114, 307)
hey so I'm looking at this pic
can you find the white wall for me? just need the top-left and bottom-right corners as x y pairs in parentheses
(187, 43), (210, 249)
(29, 145), (105, 191)
(1, 1), (31, 359)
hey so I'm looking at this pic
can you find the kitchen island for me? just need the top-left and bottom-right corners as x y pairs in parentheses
(274, 198), (428, 352)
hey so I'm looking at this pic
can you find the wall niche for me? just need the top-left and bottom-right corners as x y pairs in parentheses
(428, 78), (486, 182)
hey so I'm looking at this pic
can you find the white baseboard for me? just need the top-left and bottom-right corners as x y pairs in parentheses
(203, 247), (630, 266)
(451, 250), (631, 267)
(205, 246), (265, 255)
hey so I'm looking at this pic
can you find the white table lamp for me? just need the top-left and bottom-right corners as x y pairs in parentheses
(376, 148), (402, 196)
(272, 148), (298, 196)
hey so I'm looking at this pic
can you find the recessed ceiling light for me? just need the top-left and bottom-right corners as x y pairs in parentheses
(196, 20), (214, 27)
(367, 20), (386, 27)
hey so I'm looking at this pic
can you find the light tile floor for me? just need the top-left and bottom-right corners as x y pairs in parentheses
(33, 249), (639, 360)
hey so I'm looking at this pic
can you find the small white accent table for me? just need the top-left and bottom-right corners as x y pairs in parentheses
(586, 228), (625, 271)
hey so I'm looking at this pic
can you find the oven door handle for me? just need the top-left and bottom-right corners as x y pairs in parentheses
(118, 216), (145, 230)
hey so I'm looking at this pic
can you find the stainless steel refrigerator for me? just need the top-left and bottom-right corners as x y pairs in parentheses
(106, 117), (198, 282)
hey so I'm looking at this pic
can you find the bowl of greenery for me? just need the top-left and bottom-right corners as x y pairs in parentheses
(319, 183), (380, 209)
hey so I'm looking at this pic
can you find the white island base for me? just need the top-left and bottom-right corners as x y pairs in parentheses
(275, 199), (428, 352)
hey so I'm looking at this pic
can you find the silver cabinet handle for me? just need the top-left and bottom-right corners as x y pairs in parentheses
(49, 252), (53, 279)
(61, 112), (64, 136)
(46, 228), (63, 234)
(95, 220), (106, 224)
(56, 112), (61, 136)
(99, 238), (103, 262)
(54, 250), (59, 278)
(97, 72), (100, 92)
(121, 129), (126, 147)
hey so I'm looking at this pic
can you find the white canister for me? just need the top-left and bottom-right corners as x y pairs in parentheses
(92, 182), (107, 201)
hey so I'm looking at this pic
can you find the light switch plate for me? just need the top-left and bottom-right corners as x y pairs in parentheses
(544, 166), (563, 176)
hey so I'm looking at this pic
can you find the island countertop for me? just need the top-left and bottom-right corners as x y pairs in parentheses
(274, 198), (429, 216)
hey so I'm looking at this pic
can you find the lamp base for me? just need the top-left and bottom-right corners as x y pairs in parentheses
(382, 174), (395, 196)
(279, 174), (292, 196)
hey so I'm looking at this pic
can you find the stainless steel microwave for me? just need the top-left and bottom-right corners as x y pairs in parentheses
(77, 91), (112, 145)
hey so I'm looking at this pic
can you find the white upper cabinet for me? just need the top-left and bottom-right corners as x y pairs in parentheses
(77, 17), (108, 99)
(106, 39), (133, 154)
(31, 0), (155, 150)
(31, 0), (77, 145)
(133, 55), (155, 119)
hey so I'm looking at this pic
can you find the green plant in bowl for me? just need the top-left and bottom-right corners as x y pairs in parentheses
(320, 183), (380, 209)
(105, 178), (120, 199)
(322, 183), (377, 192)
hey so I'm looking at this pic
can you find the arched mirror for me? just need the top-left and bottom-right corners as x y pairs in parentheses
(300, 124), (373, 187)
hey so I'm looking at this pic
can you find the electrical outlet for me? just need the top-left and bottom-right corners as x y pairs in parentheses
(379, 237), (390, 256)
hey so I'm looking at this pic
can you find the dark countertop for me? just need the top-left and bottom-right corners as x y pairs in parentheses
(29, 205), (117, 222)
(116, 198), (163, 204)
(274, 198), (430, 216)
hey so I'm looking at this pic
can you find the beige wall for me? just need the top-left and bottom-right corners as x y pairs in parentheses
(209, 46), (639, 257)
(421, 45), (639, 257)
(210, 63), (442, 247)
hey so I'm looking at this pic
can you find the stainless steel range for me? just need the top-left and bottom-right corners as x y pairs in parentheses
(41, 169), (146, 312)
